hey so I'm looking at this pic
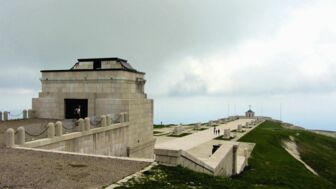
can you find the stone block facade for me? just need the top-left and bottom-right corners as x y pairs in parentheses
(32, 58), (155, 158)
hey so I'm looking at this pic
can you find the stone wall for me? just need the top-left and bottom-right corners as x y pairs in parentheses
(154, 144), (238, 177)
(127, 98), (155, 158)
(18, 122), (130, 157)
(32, 70), (147, 119)
(31, 68), (154, 159)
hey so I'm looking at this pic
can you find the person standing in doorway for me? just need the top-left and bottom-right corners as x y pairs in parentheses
(74, 105), (81, 119)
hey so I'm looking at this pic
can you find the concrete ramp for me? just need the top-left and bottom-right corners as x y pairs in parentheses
(156, 141), (255, 176)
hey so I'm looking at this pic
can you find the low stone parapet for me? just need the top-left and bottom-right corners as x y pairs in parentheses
(0, 109), (32, 120)
(4, 115), (131, 157)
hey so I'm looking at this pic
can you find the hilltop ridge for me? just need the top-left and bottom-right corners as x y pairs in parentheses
(117, 120), (336, 189)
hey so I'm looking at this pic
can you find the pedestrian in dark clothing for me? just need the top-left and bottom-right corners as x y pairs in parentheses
(74, 105), (81, 119)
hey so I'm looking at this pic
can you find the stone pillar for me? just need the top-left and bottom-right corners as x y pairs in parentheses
(16, 126), (25, 145)
(100, 115), (107, 127)
(6, 128), (15, 147)
(232, 144), (238, 176)
(223, 129), (231, 139)
(0, 111), (2, 121)
(55, 121), (63, 136)
(237, 124), (242, 132)
(78, 118), (85, 131)
(28, 109), (35, 119)
(106, 115), (111, 126)
(84, 117), (90, 131)
(120, 113), (125, 123)
(173, 125), (183, 135)
(4, 111), (9, 121)
(47, 122), (55, 138)
(194, 122), (201, 130)
(23, 110), (28, 119)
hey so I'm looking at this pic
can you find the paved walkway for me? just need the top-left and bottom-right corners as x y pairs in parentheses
(155, 119), (253, 151)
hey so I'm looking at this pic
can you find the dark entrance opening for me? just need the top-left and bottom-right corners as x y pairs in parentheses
(64, 99), (88, 119)
(212, 144), (222, 154)
(93, 60), (101, 70)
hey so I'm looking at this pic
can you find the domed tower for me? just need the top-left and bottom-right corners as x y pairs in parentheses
(245, 105), (255, 118)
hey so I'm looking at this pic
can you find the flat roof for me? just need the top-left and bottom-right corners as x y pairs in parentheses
(41, 57), (144, 74)
(77, 57), (127, 62)
(40, 68), (145, 74)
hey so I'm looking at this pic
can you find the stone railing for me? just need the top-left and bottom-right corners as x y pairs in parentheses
(0, 109), (35, 121)
(5, 112), (128, 148)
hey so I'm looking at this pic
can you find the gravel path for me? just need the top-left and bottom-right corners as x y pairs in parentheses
(0, 119), (151, 189)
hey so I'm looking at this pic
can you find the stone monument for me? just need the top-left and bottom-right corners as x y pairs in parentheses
(31, 57), (155, 158)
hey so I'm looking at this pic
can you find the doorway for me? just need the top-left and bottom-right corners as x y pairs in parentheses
(64, 99), (88, 119)
(93, 60), (101, 70)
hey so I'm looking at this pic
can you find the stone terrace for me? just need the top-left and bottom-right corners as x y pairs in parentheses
(154, 118), (261, 176)
(155, 119), (253, 150)
(0, 119), (152, 189)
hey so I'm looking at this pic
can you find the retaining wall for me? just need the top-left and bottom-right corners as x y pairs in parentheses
(155, 144), (239, 177)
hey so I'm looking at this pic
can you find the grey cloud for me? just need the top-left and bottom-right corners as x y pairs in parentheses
(0, 0), (305, 70)
(169, 73), (208, 96)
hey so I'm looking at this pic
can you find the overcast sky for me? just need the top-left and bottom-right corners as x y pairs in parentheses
(1, 0), (336, 131)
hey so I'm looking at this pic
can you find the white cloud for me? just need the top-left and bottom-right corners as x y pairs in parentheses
(156, 0), (336, 96)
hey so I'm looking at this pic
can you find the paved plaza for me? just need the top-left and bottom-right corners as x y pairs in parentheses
(155, 119), (253, 151)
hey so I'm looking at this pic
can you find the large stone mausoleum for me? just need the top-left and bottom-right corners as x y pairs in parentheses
(32, 57), (155, 158)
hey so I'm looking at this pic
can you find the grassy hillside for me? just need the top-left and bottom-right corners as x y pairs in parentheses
(117, 121), (336, 189)
(294, 129), (336, 185)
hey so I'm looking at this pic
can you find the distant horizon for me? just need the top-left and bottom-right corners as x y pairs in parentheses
(4, 104), (336, 132)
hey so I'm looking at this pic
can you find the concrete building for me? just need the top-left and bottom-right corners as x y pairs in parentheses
(32, 57), (155, 158)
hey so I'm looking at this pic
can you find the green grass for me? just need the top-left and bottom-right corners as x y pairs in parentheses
(237, 121), (335, 189)
(294, 130), (336, 185)
(118, 121), (336, 189)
